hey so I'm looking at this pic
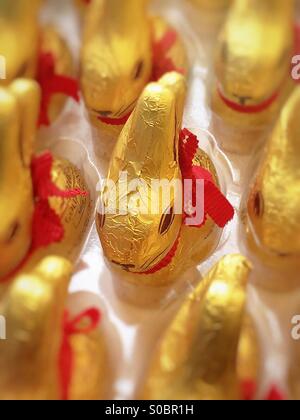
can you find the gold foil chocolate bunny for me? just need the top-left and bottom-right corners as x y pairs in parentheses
(97, 72), (234, 295)
(141, 255), (259, 400)
(244, 87), (300, 288)
(212, 0), (295, 129)
(0, 256), (107, 400)
(0, 0), (78, 126)
(80, 0), (187, 131)
(0, 79), (91, 283)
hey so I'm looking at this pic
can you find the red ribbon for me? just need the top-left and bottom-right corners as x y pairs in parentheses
(0, 152), (88, 283)
(217, 85), (280, 114)
(151, 29), (185, 82)
(294, 22), (300, 56)
(180, 129), (234, 228)
(59, 308), (101, 401)
(98, 111), (132, 126)
(37, 52), (80, 127)
(241, 380), (285, 401)
(218, 22), (300, 113)
(139, 129), (234, 275)
(141, 234), (181, 276)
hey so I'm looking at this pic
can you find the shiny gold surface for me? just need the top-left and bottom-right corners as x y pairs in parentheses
(81, 0), (152, 125)
(69, 330), (108, 400)
(141, 254), (258, 400)
(188, 0), (232, 12)
(80, 0), (187, 129)
(0, 257), (107, 400)
(213, 0), (294, 125)
(0, 1), (75, 124)
(0, 256), (72, 400)
(0, 79), (91, 281)
(247, 87), (300, 259)
(0, 80), (39, 279)
(0, 0), (41, 83)
(97, 72), (221, 286)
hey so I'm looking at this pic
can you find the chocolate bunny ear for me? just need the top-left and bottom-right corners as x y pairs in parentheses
(109, 77), (182, 180)
(248, 87), (300, 256)
(142, 255), (257, 400)
(0, 257), (72, 400)
(0, 87), (23, 186)
(9, 79), (40, 167)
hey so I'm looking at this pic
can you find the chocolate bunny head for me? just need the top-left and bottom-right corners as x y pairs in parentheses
(0, 79), (40, 279)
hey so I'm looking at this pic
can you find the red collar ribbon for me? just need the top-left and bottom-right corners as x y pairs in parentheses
(37, 52), (80, 127)
(241, 380), (285, 401)
(0, 152), (87, 283)
(99, 29), (184, 126)
(59, 308), (101, 401)
(98, 111), (132, 126)
(140, 128), (234, 275)
(151, 29), (185, 81)
(219, 22), (300, 113)
(217, 85), (280, 114)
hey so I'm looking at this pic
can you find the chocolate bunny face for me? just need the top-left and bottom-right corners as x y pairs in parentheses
(0, 0), (41, 83)
(0, 79), (40, 278)
(215, 0), (293, 108)
(247, 87), (300, 256)
(81, 0), (152, 122)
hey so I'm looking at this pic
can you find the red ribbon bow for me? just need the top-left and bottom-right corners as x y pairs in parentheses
(140, 129), (234, 275)
(37, 52), (80, 126)
(241, 380), (285, 401)
(0, 152), (88, 283)
(31, 152), (88, 252)
(59, 308), (101, 401)
(180, 128), (234, 228)
(151, 29), (185, 81)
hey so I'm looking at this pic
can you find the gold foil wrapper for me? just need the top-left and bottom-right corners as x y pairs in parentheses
(0, 80), (39, 280)
(80, 0), (187, 131)
(0, 257), (107, 400)
(0, 256), (71, 400)
(212, 0), (294, 127)
(247, 87), (300, 265)
(97, 72), (221, 289)
(0, 1), (75, 124)
(141, 254), (259, 400)
(0, 0), (41, 83)
(0, 79), (91, 282)
(188, 0), (232, 13)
